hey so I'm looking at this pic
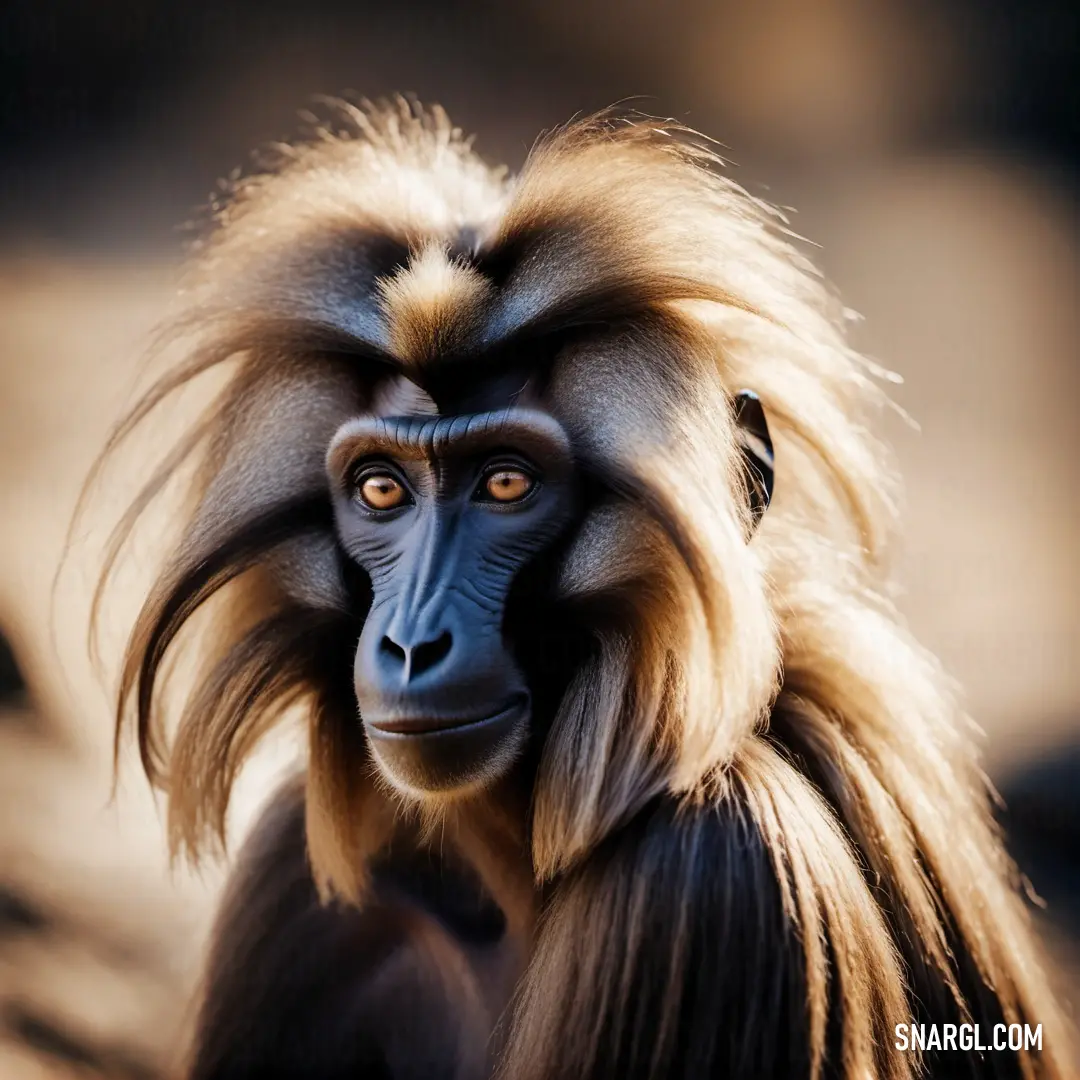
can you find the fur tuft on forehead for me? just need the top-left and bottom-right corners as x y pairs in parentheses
(376, 242), (494, 365)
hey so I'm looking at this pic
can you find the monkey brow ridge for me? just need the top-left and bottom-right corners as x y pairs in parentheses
(326, 408), (573, 477)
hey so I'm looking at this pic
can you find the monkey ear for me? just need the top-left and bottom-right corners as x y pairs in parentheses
(733, 389), (774, 528)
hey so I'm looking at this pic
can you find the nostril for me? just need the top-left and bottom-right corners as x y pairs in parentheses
(411, 631), (453, 678)
(379, 636), (407, 666)
(377, 630), (453, 680)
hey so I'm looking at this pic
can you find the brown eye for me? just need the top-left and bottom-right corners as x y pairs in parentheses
(482, 468), (535, 503)
(357, 472), (408, 511)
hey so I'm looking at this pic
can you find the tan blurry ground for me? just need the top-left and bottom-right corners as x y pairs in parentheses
(0, 263), (212, 1079)
(0, 157), (1077, 1072)
(0, 262), (301, 1077)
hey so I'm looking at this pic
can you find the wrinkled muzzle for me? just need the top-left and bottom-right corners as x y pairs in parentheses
(353, 524), (532, 795)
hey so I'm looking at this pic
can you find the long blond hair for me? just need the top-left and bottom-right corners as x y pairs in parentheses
(95, 100), (1072, 1079)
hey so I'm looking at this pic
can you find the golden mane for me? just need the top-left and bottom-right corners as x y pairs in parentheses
(94, 100), (1073, 1079)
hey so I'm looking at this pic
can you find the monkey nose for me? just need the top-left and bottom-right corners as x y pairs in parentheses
(378, 629), (454, 685)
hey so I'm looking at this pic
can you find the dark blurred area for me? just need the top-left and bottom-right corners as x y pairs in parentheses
(1, 0), (1077, 250)
(0, 634), (24, 705)
(0, 2), (1077, 1076)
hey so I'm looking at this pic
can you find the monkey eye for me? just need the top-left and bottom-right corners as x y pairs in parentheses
(353, 467), (411, 512)
(476, 465), (537, 504)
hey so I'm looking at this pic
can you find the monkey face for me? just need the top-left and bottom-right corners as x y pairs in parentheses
(326, 385), (577, 797)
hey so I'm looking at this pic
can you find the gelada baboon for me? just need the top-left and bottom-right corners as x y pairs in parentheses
(93, 101), (1072, 1078)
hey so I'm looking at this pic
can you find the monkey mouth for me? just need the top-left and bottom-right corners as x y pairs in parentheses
(364, 694), (531, 795)
(364, 695), (529, 737)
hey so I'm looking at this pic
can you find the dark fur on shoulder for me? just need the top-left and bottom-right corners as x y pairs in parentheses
(189, 781), (517, 1080)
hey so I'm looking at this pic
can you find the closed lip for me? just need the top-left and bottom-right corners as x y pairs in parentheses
(365, 696), (528, 737)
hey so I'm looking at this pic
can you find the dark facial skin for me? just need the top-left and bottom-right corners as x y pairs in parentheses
(326, 377), (577, 796)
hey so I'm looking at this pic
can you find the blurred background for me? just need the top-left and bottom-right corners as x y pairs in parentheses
(0, 0), (1077, 1076)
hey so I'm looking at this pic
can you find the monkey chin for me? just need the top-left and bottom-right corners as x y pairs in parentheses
(363, 695), (530, 799)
